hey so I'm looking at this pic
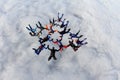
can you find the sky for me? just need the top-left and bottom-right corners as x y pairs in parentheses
(0, 0), (120, 80)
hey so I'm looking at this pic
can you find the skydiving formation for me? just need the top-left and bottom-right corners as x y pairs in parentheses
(26, 13), (88, 61)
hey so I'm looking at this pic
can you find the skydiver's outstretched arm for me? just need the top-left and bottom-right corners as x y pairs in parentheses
(28, 24), (33, 31)
(32, 48), (40, 55)
(78, 38), (87, 43)
(36, 24), (39, 28)
(28, 24), (32, 30)
(58, 13), (64, 21)
(53, 18), (55, 24)
(62, 19), (66, 25)
(26, 26), (30, 30)
(75, 30), (80, 36)
(82, 42), (88, 45)
(77, 35), (83, 39)
(47, 45), (51, 50)
(43, 44), (47, 49)
(82, 38), (87, 42)
(59, 27), (68, 35)
(26, 24), (33, 31)
(49, 18), (55, 25)
(66, 44), (70, 47)
(65, 21), (69, 27)
(77, 38), (88, 45)
(37, 21), (46, 30)
(49, 19), (52, 24)
(38, 21), (42, 28)
(65, 28), (71, 33)
(60, 19), (66, 28)
(32, 48), (36, 51)
(63, 26), (67, 31)
(58, 28), (64, 34)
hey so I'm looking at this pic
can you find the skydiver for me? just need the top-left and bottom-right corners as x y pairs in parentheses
(68, 39), (80, 51)
(58, 27), (71, 37)
(60, 19), (69, 28)
(32, 44), (47, 55)
(36, 21), (47, 31)
(48, 24), (55, 34)
(49, 18), (55, 26)
(26, 24), (37, 36)
(75, 38), (88, 46)
(58, 12), (64, 22)
(38, 34), (52, 43)
(69, 30), (83, 39)
(47, 45), (60, 61)
(44, 23), (57, 34)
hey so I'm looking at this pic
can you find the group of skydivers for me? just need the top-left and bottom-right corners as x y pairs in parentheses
(26, 13), (88, 61)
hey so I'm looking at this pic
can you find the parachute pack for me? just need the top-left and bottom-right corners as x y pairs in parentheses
(26, 13), (88, 61)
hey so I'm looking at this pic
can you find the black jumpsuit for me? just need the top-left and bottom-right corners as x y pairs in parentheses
(47, 46), (59, 61)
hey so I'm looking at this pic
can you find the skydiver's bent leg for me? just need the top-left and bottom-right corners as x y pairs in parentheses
(48, 56), (52, 61)
(76, 30), (80, 35)
(53, 56), (57, 60)
(66, 28), (71, 33)
(82, 42), (88, 45)
(79, 38), (87, 45)
(33, 48), (40, 55)
(77, 35), (83, 39)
